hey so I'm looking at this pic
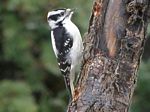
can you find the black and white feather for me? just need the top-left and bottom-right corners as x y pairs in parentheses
(47, 8), (83, 98)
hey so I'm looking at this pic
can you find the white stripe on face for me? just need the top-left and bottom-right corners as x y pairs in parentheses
(47, 10), (65, 19)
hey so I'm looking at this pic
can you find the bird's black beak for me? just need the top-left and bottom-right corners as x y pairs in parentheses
(66, 8), (76, 17)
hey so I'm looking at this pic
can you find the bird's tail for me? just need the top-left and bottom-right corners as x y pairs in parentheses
(63, 75), (72, 100)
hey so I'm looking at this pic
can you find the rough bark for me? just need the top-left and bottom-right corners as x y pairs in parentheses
(68, 0), (150, 112)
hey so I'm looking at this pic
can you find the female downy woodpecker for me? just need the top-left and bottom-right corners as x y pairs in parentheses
(47, 8), (83, 98)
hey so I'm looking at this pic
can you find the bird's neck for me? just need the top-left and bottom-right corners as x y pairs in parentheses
(55, 19), (72, 29)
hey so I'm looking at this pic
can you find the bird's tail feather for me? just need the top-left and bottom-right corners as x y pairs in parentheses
(63, 75), (72, 100)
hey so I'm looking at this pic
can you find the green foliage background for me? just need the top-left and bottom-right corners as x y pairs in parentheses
(0, 0), (150, 112)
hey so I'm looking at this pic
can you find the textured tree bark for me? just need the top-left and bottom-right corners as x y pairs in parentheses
(67, 0), (150, 112)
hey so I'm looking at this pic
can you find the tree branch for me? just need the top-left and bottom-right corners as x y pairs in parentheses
(68, 0), (150, 111)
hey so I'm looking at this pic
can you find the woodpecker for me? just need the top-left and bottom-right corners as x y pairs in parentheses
(47, 8), (83, 98)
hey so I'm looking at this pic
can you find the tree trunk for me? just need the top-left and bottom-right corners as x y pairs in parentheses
(67, 0), (150, 112)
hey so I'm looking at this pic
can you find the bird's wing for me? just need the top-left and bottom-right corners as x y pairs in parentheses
(52, 27), (73, 75)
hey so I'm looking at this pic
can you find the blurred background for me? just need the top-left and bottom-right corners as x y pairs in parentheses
(0, 0), (150, 112)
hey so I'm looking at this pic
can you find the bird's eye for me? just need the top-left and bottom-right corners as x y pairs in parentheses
(60, 12), (64, 16)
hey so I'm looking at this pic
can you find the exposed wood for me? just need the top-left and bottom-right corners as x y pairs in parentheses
(67, 0), (150, 112)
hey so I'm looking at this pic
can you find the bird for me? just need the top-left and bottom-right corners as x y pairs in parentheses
(47, 8), (83, 99)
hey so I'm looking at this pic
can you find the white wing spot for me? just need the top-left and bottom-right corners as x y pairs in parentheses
(62, 60), (68, 64)
(60, 66), (70, 72)
(64, 39), (70, 46)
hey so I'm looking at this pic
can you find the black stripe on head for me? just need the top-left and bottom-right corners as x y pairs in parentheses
(48, 14), (60, 21)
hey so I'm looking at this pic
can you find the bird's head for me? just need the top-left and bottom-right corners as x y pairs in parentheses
(47, 8), (74, 29)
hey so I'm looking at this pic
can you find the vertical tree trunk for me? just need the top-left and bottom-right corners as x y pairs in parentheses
(67, 0), (150, 112)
